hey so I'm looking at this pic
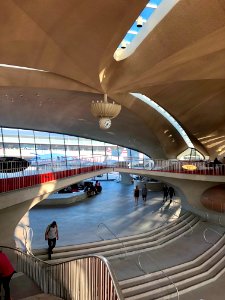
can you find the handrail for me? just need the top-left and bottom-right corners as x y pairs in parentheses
(1, 157), (225, 194)
(17, 223), (34, 254)
(97, 222), (128, 258)
(203, 228), (223, 244)
(0, 245), (124, 300)
(138, 253), (179, 300)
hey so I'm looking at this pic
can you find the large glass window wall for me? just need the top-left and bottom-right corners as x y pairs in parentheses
(0, 127), (151, 167)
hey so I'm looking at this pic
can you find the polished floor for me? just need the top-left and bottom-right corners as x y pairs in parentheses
(20, 180), (179, 249)
(14, 179), (225, 299)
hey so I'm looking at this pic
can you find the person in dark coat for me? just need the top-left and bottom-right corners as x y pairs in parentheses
(134, 185), (140, 205)
(162, 185), (168, 203)
(168, 186), (175, 203)
(142, 184), (148, 203)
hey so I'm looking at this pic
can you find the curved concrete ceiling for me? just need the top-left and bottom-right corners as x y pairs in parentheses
(0, 0), (224, 159)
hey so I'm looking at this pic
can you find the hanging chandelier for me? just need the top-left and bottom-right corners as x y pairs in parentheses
(91, 94), (121, 130)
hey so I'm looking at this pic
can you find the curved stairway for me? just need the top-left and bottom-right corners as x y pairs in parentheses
(32, 211), (225, 299)
(33, 212), (199, 262)
(119, 232), (225, 299)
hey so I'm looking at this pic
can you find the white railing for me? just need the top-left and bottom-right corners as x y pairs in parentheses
(0, 246), (124, 300)
(0, 157), (224, 193)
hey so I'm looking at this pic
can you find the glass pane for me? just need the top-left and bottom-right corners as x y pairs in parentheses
(19, 129), (35, 144)
(118, 146), (128, 161)
(79, 145), (92, 158)
(2, 128), (19, 143)
(79, 137), (92, 146)
(64, 135), (79, 145)
(93, 145), (106, 162)
(3, 143), (21, 158)
(33, 131), (50, 144)
(20, 143), (36, 160)
(49, 133), (65, 145)
(92, 140), (105, 146)
(51, 144), (66, 165)
(65, 145), (80, 167)
(19, 129), (36, 160)
(79, 138), (92, 159)
(35, 145), (52, 166)
(0, 128), (3, 143)
(2, 128), (20, 157)
(0, 142), (4, 156)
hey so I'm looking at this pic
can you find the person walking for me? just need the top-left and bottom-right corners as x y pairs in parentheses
(134, 185), (140, 206)
(142, 184), (148, 203)
(162, 185), (169, 203)
(168, 186), (175, 204)
(45, 221), (59, 260)
(0, 250), (16, 300)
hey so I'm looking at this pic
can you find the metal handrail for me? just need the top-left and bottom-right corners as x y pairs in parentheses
(0, 245), (124, 300)
(138, 253), (179, 300)
(1, 157), (225, 194)
(97, 222), (128, 258)
(203, 228), (223, 244)
(17, 224), (34, 254)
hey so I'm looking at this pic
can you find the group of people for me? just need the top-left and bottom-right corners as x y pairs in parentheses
(163, 185), (175, 204)
(84, 181), (102, 197)
(134, 183), (175, 206)
(133, 184), (148, 205)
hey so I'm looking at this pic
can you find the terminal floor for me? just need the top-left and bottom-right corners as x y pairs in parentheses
(16, 180), (225, 300)
(26, 181), (179, 249)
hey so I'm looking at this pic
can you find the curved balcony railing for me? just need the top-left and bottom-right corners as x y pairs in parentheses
(0, 156), (224, 193)
(0, 245), (124, 300)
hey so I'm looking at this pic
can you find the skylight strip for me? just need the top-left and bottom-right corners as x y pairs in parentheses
(128, 30), (138, 35)
(131, 93), (194, 148)
(114, 0), (179, 61)
(146, 3), (158, 9)
(0, 64), (48, 72)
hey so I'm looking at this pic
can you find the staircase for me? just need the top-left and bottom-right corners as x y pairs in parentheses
(33, 212), (199, 262)
(119, 233), (225, 299)
(32, 211), (225, 299)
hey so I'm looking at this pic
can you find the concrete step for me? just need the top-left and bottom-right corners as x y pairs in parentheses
(21, 294), (63, 300)
(35, 214), (198, 262)
(33, 211), (191, 256)
(120, 235), (225, 299)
